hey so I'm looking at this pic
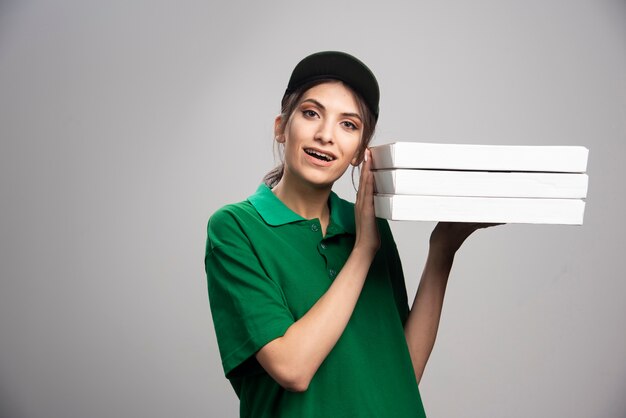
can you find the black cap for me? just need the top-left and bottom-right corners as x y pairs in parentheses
(284, 51), (380, 120)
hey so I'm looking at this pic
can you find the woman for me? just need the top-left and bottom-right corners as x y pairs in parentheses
(205, 51), (492, 417)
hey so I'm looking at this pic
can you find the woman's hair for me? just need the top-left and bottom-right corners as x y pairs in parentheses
(263, 79), (377, 188)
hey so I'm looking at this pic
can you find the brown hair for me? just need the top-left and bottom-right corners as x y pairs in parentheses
(263, 79), (377, 188)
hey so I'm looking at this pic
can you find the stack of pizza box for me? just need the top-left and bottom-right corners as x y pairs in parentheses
(370, 142), (589, 225)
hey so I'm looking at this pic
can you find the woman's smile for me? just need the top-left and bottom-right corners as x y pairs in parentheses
(303, 147), (337, 166)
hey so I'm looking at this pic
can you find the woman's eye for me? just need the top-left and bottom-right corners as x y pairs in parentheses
(302, 109), (318, 118)
(342, 121), (358, 130)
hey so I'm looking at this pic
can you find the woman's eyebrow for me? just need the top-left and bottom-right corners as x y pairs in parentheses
(342, 112), (362, 122)
(301, 98), (325, 109)
(301, 98), (362, 121)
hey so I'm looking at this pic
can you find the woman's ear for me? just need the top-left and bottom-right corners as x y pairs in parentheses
(274, 115), (286, 143)
(350, 149), (364, 166)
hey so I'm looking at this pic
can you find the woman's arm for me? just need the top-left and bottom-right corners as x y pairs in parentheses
(404, 222), (499, 384)
(255, 150), (380, 392)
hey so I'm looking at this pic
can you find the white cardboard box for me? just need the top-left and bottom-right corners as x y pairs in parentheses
(373, 169), (589, 198)
(374, 194), (586, 225)
(370, 142), (589, 172)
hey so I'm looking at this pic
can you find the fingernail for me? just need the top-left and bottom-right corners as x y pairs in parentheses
(364, 151), (369, 162)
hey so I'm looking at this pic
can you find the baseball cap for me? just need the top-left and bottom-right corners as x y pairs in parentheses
(283, 51), (380, 120)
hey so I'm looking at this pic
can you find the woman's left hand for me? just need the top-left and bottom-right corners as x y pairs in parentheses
(429, 222), (503, 259)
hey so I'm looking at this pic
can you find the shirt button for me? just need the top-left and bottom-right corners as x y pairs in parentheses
(320, 242), (327, 250)
(311, 224), (319, 232)
(329, 268), (336, 278)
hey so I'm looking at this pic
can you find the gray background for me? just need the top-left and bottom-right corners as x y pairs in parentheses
(1, 0), (624, 417)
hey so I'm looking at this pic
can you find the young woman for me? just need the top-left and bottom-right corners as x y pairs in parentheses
(205, 51), (493, 417)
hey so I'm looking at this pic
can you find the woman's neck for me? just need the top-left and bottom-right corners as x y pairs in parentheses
(272, 177), (332, 233)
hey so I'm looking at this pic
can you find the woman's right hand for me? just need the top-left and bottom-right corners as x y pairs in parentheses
(354, 149), (380, 257)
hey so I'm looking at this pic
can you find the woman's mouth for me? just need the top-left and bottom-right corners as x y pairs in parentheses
(304, 148), (336, 162)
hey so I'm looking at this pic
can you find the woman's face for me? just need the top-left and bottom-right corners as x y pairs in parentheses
(276, 81), (363, 190)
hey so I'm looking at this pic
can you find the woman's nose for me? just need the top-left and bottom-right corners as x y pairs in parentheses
(314, 122), (333, 144)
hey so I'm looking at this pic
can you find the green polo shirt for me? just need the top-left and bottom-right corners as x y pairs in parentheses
(205, 184), (426, 418)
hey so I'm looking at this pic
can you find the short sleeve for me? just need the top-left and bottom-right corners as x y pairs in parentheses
(378, 219), (410, 324)
(205, 206), (295, 378)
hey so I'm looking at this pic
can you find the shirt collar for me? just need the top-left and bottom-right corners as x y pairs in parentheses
(248, 184), (355, 235)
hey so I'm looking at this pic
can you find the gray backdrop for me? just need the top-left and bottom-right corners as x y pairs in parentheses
(1, 1), (625, 417)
